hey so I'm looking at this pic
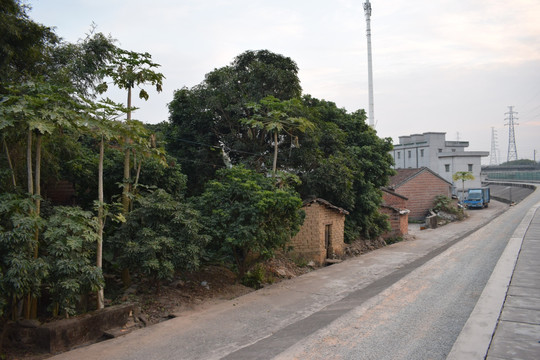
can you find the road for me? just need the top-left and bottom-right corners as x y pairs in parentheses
(52, 189), (539, 360)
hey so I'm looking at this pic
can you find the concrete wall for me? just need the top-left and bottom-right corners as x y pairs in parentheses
(290, 202), (345, 265)
(395, 171), (452, 220)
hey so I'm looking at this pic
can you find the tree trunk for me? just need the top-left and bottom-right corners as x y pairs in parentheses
(27, 130), (33, 195)
(272, 131), (278, 176)
(122, 86), (133, 214)
(3, 137), (17, 189)
(97, 135), (105, 310)
(30, 133), (42, 319)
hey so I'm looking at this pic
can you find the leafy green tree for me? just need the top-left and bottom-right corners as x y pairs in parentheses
(242, 96), (314, 175)
(100, 48), (165, 214)
(452, 171), (474, 202)
(168, 50), (302, 187)
(43, 206), (103, 317)
(0, 193), (47, 321)
(112, 189), (208, 291)
(195, 166), (304, 277)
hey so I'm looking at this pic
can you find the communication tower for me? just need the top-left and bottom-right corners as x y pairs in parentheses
(504, 106), (519, 162)
(363, 0), (375, 127)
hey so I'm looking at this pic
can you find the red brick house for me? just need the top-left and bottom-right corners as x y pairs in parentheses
(290, 198), (348, 265)
(380, 188), (409, 239)
(387, 167), (452, 220)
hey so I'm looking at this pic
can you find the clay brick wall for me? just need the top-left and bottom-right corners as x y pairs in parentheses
(290, 202), (346, 265)
(395, 171), (451, 220)
(381, 190), (409, 239)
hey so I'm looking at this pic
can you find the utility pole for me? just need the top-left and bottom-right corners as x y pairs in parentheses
(504, 106), (519, 162)
(363, 0), (375, 128)
(489, 127), (499, 165)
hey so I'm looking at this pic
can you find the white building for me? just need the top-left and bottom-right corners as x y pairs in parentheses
(390, 132), (489, 194)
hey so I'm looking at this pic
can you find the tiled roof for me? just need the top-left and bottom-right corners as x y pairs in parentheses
(303, 198), (349, 215)
(388, 167), (452, 188)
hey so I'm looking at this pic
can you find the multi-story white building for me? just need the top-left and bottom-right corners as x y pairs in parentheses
(390, 132), (489, 194)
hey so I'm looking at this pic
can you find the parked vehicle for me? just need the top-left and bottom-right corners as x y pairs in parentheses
(464, 187), (490, 208)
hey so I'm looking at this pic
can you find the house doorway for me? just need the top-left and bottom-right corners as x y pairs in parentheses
(325, 224), (332, 259)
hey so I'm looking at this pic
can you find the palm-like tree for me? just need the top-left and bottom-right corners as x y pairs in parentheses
(452, 171), (475, 202)
(242, 96), (313, 176)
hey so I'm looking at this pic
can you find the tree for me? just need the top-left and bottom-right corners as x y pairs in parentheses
(195, 166), (304, 277)
(0, 194), (47, 322)
(100, 48), (165, 214)
(168, 50), (303, 188)
(43, 206), (103, 317)
(453, 171), (475, 202)
(242, 96), (314, 175)
(113, 189), (208, 291)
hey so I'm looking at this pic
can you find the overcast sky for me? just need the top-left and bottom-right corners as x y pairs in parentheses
(29, 0), (540, 163)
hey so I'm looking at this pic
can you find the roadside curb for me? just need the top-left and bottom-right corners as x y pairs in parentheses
(446, 200), (540, 359)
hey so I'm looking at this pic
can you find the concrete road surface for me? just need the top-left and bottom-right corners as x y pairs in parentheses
(51, 194), (537, 360)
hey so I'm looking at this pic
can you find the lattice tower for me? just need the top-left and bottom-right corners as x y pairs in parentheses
(505, 106), (519, 162)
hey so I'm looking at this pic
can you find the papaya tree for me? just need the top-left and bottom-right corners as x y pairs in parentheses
(100, 48), (165, 214)
(242, 96), (313, 176)
(453, 171), (475, 202)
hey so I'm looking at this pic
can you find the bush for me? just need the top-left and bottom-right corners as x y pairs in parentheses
(112, 189), (208, 290)
(195, 166), (304, 277)
(432, 195), (465, 221)
(43, 206), (104, 317)
(0, 194), (47, 320)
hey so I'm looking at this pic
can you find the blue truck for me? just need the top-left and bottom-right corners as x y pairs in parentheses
(464, 187), (490, 208)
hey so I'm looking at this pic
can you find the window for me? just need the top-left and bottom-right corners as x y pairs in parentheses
(451, 149), (456, 152)
(408, 150), (411, 158)
(438, 148), (442, 153)
(397, 152), (401, 159)
(468, 164), (473, 171)
(445, 164), (450, 172)
(420, 149), (424, 157)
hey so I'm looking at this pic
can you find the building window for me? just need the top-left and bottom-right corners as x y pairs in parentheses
(438, 148), (443, 153)
(397, 152), (401, 159)
(408, 150), (411, 158)
(451, 149), (456, 152)
(445, 164), (450, 172)
(468, 164), (473, 171)
(420, 149), (424, 157)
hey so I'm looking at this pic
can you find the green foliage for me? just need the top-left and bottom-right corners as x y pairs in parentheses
(43, 206), (103, 317)
(195, 166), (304, 277)
(432, 195), (464, 220)
(112, 189), (208, 289)
(385, 236), (403, 245)
(241, 264), (268, 290)
(0, 193), (47, 319)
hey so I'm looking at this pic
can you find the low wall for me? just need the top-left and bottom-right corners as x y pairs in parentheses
(6, 303), (135, 354)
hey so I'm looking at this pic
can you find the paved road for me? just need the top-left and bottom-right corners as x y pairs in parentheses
(51, 194), (537, 360)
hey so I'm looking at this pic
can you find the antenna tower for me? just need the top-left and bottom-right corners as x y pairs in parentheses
(489, 127), (499, 165)
(363, 0), (375, 128)
(504, 106), (519, 162)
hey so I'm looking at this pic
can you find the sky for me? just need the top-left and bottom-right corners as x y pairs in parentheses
(29, 0), (540, 163)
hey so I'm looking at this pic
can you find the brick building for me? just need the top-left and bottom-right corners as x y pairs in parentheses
(290, 198), (348, 265)
(380, 188), (409, 239)
(388, 167), (452, 220)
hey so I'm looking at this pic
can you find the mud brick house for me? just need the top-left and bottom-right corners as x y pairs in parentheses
(380, 188), (409, 239)
(290, 198), (348, 265)
(388, 167), (452, 221)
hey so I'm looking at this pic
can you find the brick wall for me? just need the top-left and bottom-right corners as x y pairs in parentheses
(381, 190), (409, 239)
(289, 202), (346, 265)
(396, 171), (451, 220)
